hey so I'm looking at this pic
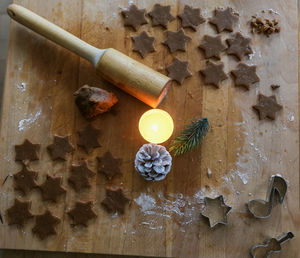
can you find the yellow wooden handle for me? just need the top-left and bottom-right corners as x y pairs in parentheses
(7, 4), (104, 66)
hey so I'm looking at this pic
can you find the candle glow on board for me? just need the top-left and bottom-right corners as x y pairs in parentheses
(138, 109), (174, 144)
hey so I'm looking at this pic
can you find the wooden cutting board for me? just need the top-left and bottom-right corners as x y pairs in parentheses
(0, 0), (299, 257)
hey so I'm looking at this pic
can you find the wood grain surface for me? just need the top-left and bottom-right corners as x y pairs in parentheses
(0, 0), (299, 257)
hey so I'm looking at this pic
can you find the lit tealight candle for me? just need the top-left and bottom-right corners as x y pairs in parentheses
(138, 109), (174, 144)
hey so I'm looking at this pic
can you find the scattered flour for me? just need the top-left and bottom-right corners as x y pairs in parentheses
(288, 112), (295, 122)
(235, 170), (249, 185)
(207, 168), (212, 178)
(134, 189), (213, 231)
(134, 193), (156, 212)
(18, 108), (42, 131)
(16, 82), (26, 92)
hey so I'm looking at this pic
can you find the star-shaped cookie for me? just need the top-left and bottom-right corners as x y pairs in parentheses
(97, 151), (123, 180)
(132, 31), (155, 58)
(67, 201), (97, 227)
(47, 135), (74, 161)
(163, 29), (191, 53)
(178, 5), (205, 30)
(6, 198), (33, 226)
(32, 210), (61, 240)
(200, 61), (228, 88)
(209, 7), (239, 33)
(13, 165), (38, 195)
(231, 63), (259, 90)
(226, 32), (252, 60)
(166, 58), (192, 85)
(199, 35), (227, 59)
(253, 94), (283, 120)
(15, 139), (40, 164)
(200, 196), (231, 228)
(68, 161), (95, 192)
(121, 4), (148, 31)
(77, 124), (101, 153)
(148, 4), (175, 28)
(38, 175), (66, 202)
(101, 186), (130, 214)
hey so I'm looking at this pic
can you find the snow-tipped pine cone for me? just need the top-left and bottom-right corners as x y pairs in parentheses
(135, 143), (172, 181)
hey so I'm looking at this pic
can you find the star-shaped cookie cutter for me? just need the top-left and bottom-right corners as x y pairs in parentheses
(200, 195), (232, 228)
(248, 175), (287, 219)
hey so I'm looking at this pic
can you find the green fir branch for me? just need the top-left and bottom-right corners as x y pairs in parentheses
(169, 117), (209, 156)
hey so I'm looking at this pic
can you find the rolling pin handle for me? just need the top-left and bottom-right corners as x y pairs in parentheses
(7, 4), (104, 66)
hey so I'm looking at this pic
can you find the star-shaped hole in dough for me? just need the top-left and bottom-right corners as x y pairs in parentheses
(47, 135), (74, 161)
(148, 4), (175, 28)
(101, 186), (130, 214)
(68, 160), (95, 192)
(67, 201), (97, 227)
(201, 196), (232, 228)
(132, 31), (155, 58)
(200, 61), (228, 88)
(178, 5), (205, 30)
(38, 175), (66, 202)
(15, 139), (40, 164)
(77, 124), (101, 153)
(121, 4), (148, 31)
(163, 29), (191, 53)
(6, 198), (33, 226)
(231, 63), (259, 90)
(199, 35), (227, 60)
(13, 165), (38, 195)
(209, 7), (239, 33)
(226, 32), (252, 60)
(166, 58), (192, 85)
(253, 94), (283, 120)
(32, 210), (61, 240)
(97, 151), (123, 180)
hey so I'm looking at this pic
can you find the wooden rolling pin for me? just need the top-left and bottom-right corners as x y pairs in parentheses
(7, 4), (171, 108)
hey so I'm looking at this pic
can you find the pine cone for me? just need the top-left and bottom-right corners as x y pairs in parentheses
(135, 143), (172, 181)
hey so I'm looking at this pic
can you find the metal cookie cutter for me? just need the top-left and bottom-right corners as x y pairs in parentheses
(250, 231), (294, 258)
(248, 175), (287, 219)
(200, 195), (232, 228)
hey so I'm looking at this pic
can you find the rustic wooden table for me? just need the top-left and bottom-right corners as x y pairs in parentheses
(0, 0), (299, 257)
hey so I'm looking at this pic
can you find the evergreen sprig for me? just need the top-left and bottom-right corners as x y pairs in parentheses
(169, 117), (209, 156)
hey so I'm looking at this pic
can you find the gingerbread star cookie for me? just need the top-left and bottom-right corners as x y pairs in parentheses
(132, 31), (155, 58)
(67, 201), (97, 227)
(13, 165), (38, 195)
(178, 5), (205, 30)
(38, 175), (66, 202)
(47, 135), (74, 161)
(166, 58), (192, 85)
(97, 151), (123, 180)
(77, 124), (101, 153)
(199, 35), (227, 59)
(6, 198), (33, 226)
(226, 32), (252, 60)
(163, 29), (191, 53)
(15, 139), (40, 164)
(231, 63), (259, 90)
(200, 61), (228, 88)
(253, 94), (282, 120)
(121, 5), (147, 31)
(32, 210), (61, 240)
(209, 7), (239, 33)
(148, 4), (175, 28)
(101, 186), (130, 214)
(68, 161), (95, 192)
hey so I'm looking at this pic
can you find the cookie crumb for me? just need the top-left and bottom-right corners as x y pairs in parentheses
(250, 16), (280, 37)
(271, 84), (280, 90)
